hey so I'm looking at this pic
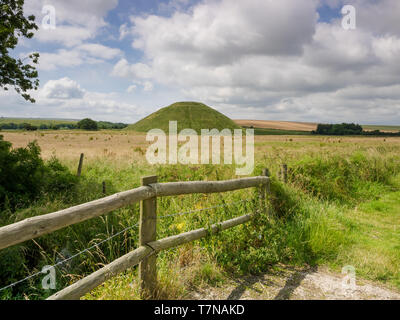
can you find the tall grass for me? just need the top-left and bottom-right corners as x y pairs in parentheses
(1, 136), (400, 299)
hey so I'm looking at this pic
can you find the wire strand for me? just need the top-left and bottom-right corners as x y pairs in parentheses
(0, 223), (139, 293)
(157, 199), (250, 219)
(0, 197), (258, 293)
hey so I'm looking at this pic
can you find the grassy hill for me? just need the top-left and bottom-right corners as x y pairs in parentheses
(127, 102), (241, 133)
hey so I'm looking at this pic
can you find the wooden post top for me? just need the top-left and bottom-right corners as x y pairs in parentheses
(141, 175), (158, 185)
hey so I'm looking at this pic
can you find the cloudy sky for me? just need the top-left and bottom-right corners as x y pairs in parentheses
(1, 0), (400, 124)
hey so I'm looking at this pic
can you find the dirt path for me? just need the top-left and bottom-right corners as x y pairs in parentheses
(187, 265), (400, 300)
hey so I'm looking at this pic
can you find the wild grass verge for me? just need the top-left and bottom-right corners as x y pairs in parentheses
(1, 136), (400, 299)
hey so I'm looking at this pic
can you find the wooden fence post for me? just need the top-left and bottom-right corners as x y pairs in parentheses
(260, 168), (269, 214)
(102, 181), (106, 195)
(139, 175), (158, 299)
(264, 168), (270, 194)
(281, 164), (287, 183)
(77, 153), (84, 177)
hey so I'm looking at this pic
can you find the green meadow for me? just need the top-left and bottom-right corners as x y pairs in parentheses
(362, 125), (400, 132)
(0, 117), (78, 126)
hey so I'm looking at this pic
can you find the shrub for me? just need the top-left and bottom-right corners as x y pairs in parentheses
(0, 135), (77, 211)
(43, 157), (78, 193)
(0, 135), (44, 209)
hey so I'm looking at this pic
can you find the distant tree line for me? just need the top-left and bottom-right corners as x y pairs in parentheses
(313, 123), (400, 136)
(0, 118), (128, 131)
(313, 123), (363, 135)
(97, 121), (128, 130)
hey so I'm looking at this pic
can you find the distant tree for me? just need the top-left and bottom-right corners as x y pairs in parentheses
(19, 122), (31, 130)
(314, 122), (400, 136)
(314, 123), (363, 135)
(0, 0), (40, 102)
(315, 124), (333, 135)
(55, 123), (77, 130)
(16, 122), (36, 131)
(77, 118), (98, 131)
(26, 124), (37, 131)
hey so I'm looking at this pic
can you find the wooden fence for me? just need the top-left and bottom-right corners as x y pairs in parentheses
(0, 169), (270, 300)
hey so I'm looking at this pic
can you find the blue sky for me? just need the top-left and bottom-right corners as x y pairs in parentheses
(1, 0), (399, 125)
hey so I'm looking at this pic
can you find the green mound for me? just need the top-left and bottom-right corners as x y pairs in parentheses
(127, 102), (241, 133)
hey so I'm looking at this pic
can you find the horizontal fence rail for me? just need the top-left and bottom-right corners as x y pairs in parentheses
(0, 171), (270, 300)
(0, 177), (267, 251)
(47, 214), (253, 300)
(152, 177), (268, 196)
(0, 187), (154, 250)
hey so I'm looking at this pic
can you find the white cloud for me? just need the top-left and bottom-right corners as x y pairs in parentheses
(302, 24), (377, 72)
(112, 59), (153, 79)
(8, 78), (145, 122)
(114, 0), (321, 91)
(24, 0), (118, 47)
(143, 81), (154, 92)
(124, 81), (153, 93)
(40, 77), (85, 100)
(131, 0), (318, 63)
(35, 43), (122, 71)
(372, 36), (400, 67)
(108, 0), (400, 123)
(21, 0), (122, 72)
(35, 26), (94, 47)
(5, 0), (399, 124)
(352, 0), (400, 37)
(37, 49), (84, 71)
(119, 23), (130, 40)
(77, 44), (122, 60)
(126, 84), (137, 93)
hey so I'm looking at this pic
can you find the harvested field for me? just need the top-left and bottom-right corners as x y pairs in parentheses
(234, 120), (317, 131)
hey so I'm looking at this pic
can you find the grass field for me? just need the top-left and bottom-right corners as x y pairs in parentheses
(362, 125), (400, 132)
(2, 116), (399, 134)
(0, 130), (399, 299)
(0, 118), (78, 126)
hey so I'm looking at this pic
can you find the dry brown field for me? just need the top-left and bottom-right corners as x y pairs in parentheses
(234, 119), (400, 133)
(234, 119), (317, 131)
(2, 130), (397, 169)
